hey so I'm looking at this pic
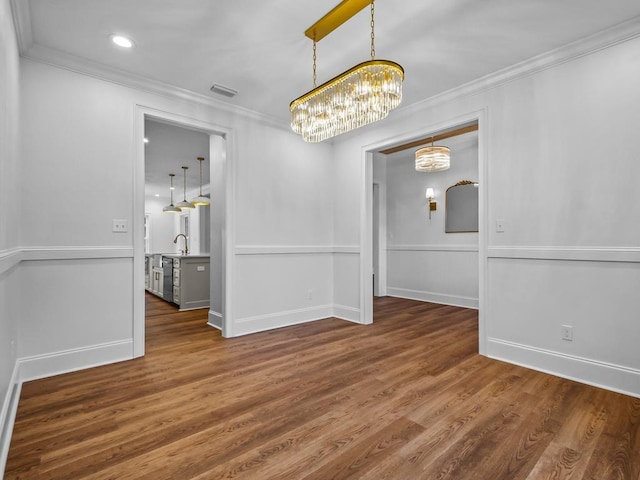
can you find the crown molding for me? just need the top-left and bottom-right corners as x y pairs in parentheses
(10, 0), (640, 136)
(17, 43), (289, 132)
(9, 0), (32, 53)
(391, 14), (640, 121)
(10, 0), (289, 130)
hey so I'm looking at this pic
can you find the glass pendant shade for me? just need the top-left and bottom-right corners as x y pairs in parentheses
(291, 60), (403, 143)
(191, 195), (210, 207)
(415, 146), (451, 172)
(190, 156), (211, 207)
(176, 200), (195, 210)
(177, 166), (195, 210)
(163, 204), (181, 213)
(163, 174), (181, 213)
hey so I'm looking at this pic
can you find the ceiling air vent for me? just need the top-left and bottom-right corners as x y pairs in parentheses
(210, 83), (238, 98)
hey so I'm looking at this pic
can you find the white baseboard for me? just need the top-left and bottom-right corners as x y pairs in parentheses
(387, 287), (479, 309)
(487, 338), (640, 399)
(178, 303), (210, 312)
(18, 339), (134, 383)
(333, 304), (361, 323)
(0, 360), (21, 476)
(233, 305), (334, 337)
(207, 310), (222, 330)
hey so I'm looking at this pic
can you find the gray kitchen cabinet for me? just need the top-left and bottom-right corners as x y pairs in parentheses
(172, 256), (210, 311)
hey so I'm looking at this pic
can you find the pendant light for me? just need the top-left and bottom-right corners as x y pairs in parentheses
(176, 166), (195, 210)
(415, 137), (450, 172)
(162, 174), (180, 213)
(190, 157), (210, 207)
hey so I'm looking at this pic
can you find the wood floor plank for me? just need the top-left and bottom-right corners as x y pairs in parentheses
(357, 370), (535, 479)
(5, 294), (640, 479)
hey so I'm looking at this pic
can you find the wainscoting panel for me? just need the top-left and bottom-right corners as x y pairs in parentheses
(387, 247), (479, 309)
(487, 253), (640, 397)
(207, 310), (222, 330)
(18, 339), (134, 383)
(233, 248), (337, 336)
(0, 362), (20, 476)
(386, 287), (478, 309)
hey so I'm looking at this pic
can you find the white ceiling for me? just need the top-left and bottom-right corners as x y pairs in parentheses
(14, 0), (640, 128)
(144, 119), (210, 199)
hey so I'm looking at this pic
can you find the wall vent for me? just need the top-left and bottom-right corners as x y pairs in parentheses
(210, 83), (238, 98)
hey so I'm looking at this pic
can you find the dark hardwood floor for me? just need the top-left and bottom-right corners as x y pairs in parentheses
(5, 294), (640, 479)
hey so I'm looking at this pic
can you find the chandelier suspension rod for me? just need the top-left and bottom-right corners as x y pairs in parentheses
(313, 40), (317, 88)
(370, 0), (375, 59)
(304, 0), (372, 42)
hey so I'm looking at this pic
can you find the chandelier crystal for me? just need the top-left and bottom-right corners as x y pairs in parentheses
(290, 0), (403, 142)
(291, 60), (403, 143)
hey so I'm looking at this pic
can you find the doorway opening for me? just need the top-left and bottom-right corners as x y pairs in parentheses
(133, 107), (234, 357)
(360, 110), (487, 354)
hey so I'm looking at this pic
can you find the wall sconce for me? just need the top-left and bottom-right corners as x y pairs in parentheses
(426, 187), (436, 219)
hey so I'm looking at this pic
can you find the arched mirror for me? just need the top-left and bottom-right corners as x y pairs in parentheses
(445, 180), (479, 233)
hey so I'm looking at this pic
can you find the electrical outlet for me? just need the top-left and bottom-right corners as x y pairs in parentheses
(307, 289), (313, 300)
(112, 219), (128, 232)
(561, 325), (573, 341)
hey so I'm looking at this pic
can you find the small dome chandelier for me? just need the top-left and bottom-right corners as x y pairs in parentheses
(290, 0), (404, 142)
(162, 174), (181, 213)
(176, 166), (195, 210)
(190, 156), (210, 207)
(415, 137), (450, 172)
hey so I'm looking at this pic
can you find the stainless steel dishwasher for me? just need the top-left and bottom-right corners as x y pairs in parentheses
(162, 256), (174, 303)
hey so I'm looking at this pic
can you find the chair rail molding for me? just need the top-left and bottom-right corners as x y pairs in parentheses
(488, 246), (640, 263)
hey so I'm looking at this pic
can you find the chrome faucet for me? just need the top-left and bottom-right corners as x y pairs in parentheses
(173, 234), (189, 256)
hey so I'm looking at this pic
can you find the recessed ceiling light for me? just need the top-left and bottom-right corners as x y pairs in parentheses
(110, 34), (134, 49)
(143, 137), (149, 143)
(154, 194), (160, 197)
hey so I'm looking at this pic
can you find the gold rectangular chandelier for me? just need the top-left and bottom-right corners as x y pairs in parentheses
(290, 0), (404, 142)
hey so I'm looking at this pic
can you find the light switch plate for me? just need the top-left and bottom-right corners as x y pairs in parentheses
(496, 219), (505, 233)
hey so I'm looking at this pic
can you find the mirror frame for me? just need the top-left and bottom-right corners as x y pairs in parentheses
(445, 180), (479, 233)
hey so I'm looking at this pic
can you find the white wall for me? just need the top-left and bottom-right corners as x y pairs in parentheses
(17, 55), (333, 375)
(186, 201), (203, 256)
(381, 132), (479, 308)
(332, 31), (640, 396)
(0, 0), (21, 470)
(145, 196), (179, 254)
(231, 123), (336, 334)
